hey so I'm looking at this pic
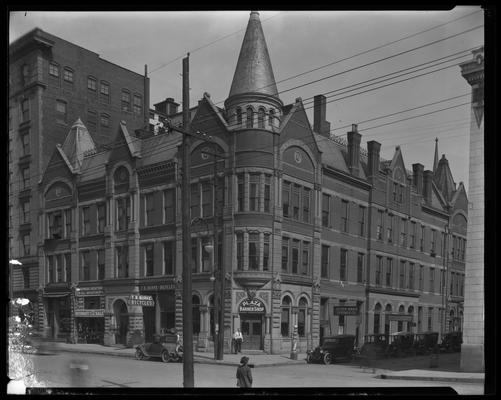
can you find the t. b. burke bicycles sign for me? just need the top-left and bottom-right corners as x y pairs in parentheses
(239, 298), (265, 313)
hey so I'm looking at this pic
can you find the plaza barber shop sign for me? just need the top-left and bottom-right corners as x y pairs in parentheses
(239, 298), (265, 313)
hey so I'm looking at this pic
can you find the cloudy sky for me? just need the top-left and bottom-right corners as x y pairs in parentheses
(9, 8), (484, 192)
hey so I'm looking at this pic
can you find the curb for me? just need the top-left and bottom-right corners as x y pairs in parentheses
(376, 374), (485, 384)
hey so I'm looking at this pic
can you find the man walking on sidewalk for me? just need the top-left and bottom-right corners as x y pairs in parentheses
(234, 329), (243, 353)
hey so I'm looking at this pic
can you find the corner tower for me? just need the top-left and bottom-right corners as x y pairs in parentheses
(225, 11), (283, 131)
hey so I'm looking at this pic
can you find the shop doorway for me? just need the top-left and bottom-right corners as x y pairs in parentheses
(113, 299), (129, 346)
(240, 314), (263, 350)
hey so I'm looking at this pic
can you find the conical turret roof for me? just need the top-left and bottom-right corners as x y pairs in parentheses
(434, 154), (456, 202)
(61, 118), (96, 171)
(228, 11), (279, 98)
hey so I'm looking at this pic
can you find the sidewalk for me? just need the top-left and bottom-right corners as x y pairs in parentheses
(52, 343), (484, 383)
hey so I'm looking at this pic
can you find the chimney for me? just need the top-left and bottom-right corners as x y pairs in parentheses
(367, 140), (381, 179)
(412, 163), (424, 194)
(313, 95), (331, 137)
(154, 98), (179, 116)
(347, 124), (361, 175)
(423, 170), (433, 203)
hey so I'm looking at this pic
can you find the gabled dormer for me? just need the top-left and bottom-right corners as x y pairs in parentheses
(387, 146), (410, 206)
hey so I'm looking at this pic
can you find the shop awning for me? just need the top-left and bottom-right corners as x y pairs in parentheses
(43, 292), (71, 298)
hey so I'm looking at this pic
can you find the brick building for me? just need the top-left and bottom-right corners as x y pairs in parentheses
(8, 28), (148, 339)
(33, 12), (466, 352)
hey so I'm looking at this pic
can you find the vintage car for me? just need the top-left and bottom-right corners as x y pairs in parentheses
(413, 331), (439, 355)
(439, 331), (462, 353)
(386, 332), (415, 357)
(306, 334), (356, 365)
(359, 333), (389, 359)
(135, 333), (183, 363)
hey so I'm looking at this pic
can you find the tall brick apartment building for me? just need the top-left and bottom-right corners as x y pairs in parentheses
(30, 13), (466, 352)
(8, 28), (149, 337)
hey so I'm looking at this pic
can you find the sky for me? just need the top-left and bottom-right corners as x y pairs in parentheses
(9, 8), (484, 193)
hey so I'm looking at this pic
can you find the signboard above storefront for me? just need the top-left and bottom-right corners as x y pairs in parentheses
(139, 283), (176, 292)
(387, 313), (413, 322)
(75, 287), (104, 297)
(75, 309), (105, 317)
(127, 294), (155, 307)
(333, 305), (359, 316)
(239, 298), (265, 313)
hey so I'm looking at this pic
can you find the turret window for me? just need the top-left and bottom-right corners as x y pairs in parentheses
(258, 108), (265, 128)
(246, 107), (253, 128)
(236, 107), (242, 126)
(269, 109), (275, 127)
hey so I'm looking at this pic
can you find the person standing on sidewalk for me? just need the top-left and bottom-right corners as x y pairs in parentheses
(234, 328), (243, 353)
(236, 356), (252, 388)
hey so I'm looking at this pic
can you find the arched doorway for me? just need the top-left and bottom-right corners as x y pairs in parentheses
(373, 303), (382, 334)
(397, 305), (405, 332)
(407, 306), (414, 332)
(384, 304), (392, 336)
(113, 299), (129, 346)
(239, 297), (266, 350)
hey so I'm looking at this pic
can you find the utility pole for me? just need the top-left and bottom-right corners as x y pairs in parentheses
(181, 53), (194, 388)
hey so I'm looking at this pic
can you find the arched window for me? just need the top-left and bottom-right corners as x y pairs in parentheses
(193, 295), (201, 336)
(397, 305), (405, 331)
(281, 296), (292, 337)
(374, 303), (382, 334)
(268, 109), (275, 127)
(384, 304), (392, 336)
(298, 298), (308, 337)
(258, 108), (265, 128)
(407, 306), (414, 332)
(246, 107), (253, 128)
(236, 107), (242, 126)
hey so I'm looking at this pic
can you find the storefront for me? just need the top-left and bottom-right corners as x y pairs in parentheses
(43, 288), (72, 341)
(239, 297), (265, 350)
(74, 287), (105, 344)
(139, 283), (176, 342)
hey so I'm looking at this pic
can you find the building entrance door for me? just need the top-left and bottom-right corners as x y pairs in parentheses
(240, 314), (263, 350)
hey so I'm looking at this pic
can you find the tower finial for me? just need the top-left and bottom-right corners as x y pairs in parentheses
(433, 137), (439, 173)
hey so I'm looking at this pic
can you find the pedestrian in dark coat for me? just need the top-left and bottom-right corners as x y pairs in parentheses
(236, 356), (253, 388)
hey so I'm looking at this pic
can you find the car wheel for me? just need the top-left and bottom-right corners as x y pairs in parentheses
(323, 353), (332, 365)
(135, 348), (144, 360)
(161, 351), (170, 363)
(306, 354), (313, 364)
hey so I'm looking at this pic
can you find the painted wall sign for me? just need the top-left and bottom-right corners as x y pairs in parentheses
(75, 309), (105, 317)
(333, 306), (359, 316)
(75, 287), (104, 296)
(127, 294), (155, 307)
(139, 284), (176, 292)
(387, 313), (413, 322)
(239, 298), (265, 313)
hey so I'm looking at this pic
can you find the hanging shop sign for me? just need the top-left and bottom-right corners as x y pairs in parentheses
(127, 294), (155, 307)
(333, 305), (359, 316)
(239, 298), (265, 313)
(75, 309), (105, 317)
(387, 313), (413, 322)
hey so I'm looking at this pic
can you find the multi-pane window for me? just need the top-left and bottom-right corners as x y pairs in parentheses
(246, 107), (253, 128)
(21, 200), (30, 224)
(264, 175), (271, 213)
(201, 237), (211, 272)
(163, 189), (175, 224)
(87, 76), (97, 91)
(387, 214), (393, 243)
(116, 246), (129, 278)
(263, 234), (270, 271)
(49, 63), (59, 77)
(163, 241), (175, 275)
(100, 113), (110, 127)
(441, 232), (446, 258)
(301, 242), (310, 275)
(322, 194), (330, 227)
(292, 184), (300, 219)
(431, 229), (437, 255)
(21, 99), (29, 122)
(22, 234), (30, 256)
(116, 197), (131, 231)
(133, 95), (142, 115)
(63, 68), (74, 83)
(386, 258), (393, 287)
(97, 203), (106, 233)
(419, 265), (424, 290)
(321, 245), (329, 278)
(81, 251), (91, 281)
(408, 263), (415, 289)
(201, 182), (213, 217)
(48, 210), (63, 239)
(144, 193), (155, 226)
(248, 233), (259, 270)
(357, 253), (364, 283)
(302, 188), (311, 223)
(22, 131), (30, 155)
(297, 298), (307, 337)
(427, 308), (433, 331)
(47, 256), (55, 283)
(281, 237), (289, 272)
(257, 108), (265, 128)
(82, 206), (91, 235)
(100, 81), (110, 96)
(191, 238), (198, 272)
(144, 244), (154, 276)
(400, 218), (407, 247)
(410, 221), (416, 248)
(341, 200), (349, 232)
(340, 249), (347, 281)
(249, 174), (260, 211)
(121, 90), (131, 112)
(281, 296), (291, 337)
(56, 100), (67, 123)
(429, 267), (435, 293)
(376, 210), (384, 240)
(236, 233), (244, 270)
(269, 109), (275, 127)
(375, 256), (383, 285)
(97, 249), (105, 280)
(420, 225), (425, 252)
(237, 174), (244, 212)
(65, 253), (72, 282)
(65, 209), (72, 237)
(399, 260), (406, 288)
(291, 240), (300, 274)
(282, 182), (290, 217)
(358, 206), (365, 236)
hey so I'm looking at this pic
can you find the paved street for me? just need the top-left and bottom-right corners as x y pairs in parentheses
(14, 351), (483, 394)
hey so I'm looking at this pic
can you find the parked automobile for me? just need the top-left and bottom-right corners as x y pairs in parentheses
(439, 331), (462, 353)
(386, 332), (415, 357)
(413, 331), (439, 355)
(306, 334), (356, 365)
(360, 333), (389, 359)
(135, 333), (183, 363)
